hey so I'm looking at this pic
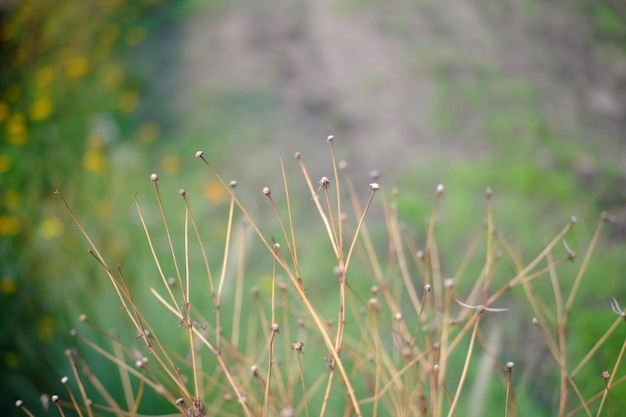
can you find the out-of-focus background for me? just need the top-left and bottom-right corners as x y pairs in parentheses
(1, 0), (625, 415)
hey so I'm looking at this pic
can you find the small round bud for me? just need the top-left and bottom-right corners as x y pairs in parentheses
(179, 189), (186, 197)
(371, 285), (379, 295)
(417, 250), (425, 259)
(532, 317), (539, 325)
(424, 284), (431, 293)
(338, 160), (348, 170)
(51, 395), (59, 403)
(150, 173), (158, 182)
(167, 277), (176, 286)
(195, 151), (204, 158)
(436, 184), (444, 194)
(369, 183), (380, 191)
(506, 361), (515, 370)
(262, 187), (271, 196)
(394, 312), (402, 321)
(433, 364), (439, 371)
(79, 314), (87, 322)
(369, 169), (380, 180)
(368, 298), (379, 313)
(602, 370), (610, 380)
(444, 278), (454, 289)
(69, 329), (77, 337)
(61, 376), (69, 384)
(485, 187), (492, 199)
(176, 397), (185, 406)
(250, 364), (258, 376)
(135, 359), (144, 368)
(294, 151), (301, 160)
(230, 180), (237, 188)
(272, 323), (279, 332)
(319, 177), (330, 188)
(297, 318), (305, 328)
(327, 135), (334, 142)
(570, 216), (577, 224)
(15, 400), (23, 407)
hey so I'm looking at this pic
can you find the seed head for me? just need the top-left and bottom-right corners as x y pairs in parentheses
(424, 284), (431, 293)
(394, 312), (403, 321)
(369, 182), (380, 191)
(436, 184), (444, 194)
(326, 135), (334, 142)
(272, 323), (279, 333)
(294, 151), (301, 160)
(319, 176), (330, 189)
(369, 169), (380, 180)
(292, 341), (304, 354)
(339, 160), (348, 170)
(150, 173), (158, 182)
(602, 370), (610, 381)
(506, 361), (515, 371)
(230, 180), (238, 188)
(195, 151), (204, 158)
(262, 187), (271, 196)
(51, 395), (59, 403)
(176, 398), (185, 406)
(178, 189), (186, 197)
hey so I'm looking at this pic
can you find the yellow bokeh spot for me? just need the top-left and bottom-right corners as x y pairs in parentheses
(83, 150), (107, 173)
(160, 154), (180, 174)
(65, 56), (89, 78)
(29, 96), (53, 121)
(1, 276), (17, 295)
(35, 66), (54, 87)
(0, 154), (10, 173)
(101, 24), (120, 45)
(126, 27), (146, 46)
(102, 65), (123, 90)
(6, 83), (21, 102)
(138, 121), (160, 144)
(7, 114), (27, 146)
(87, 131), (107, 149)
(0, 101), (8, 121)
(203, 180), (226, 203)
(40, 217), (62, 239)
(38, 315), (55, 344)
(119, 90), (139, 113)
(3, 190), (18, 209)
(0, 215), (20, 235)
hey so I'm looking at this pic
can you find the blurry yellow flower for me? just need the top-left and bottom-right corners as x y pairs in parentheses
(0, 154), (10, 173)
(119, 90), (139, 113)
(1, 276), (17, 295)
(6, 83), (21, 102)
(65, 56), (89, 78)
(38, 315), (55, 344)
(126, 27), (146, 46)
(103, 65), (123, 90)
(0, 101), (8, 121)
(7, 114), (27, 145)
(0, 215), (20, 235)
(83, 150), (107, 173)
(39, 217), (62, 239)
(35, 66), (54, 87)
(87, 131), (106, 149)
(101, 24), (120, 45)
(138, 121), (160, 144)
(204, 180), (226, 203)
(29, 96), (53, 121)
(160, 154), (180, 174)
(3, 189), (18, 209)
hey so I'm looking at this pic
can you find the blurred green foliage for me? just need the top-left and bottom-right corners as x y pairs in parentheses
(1, 0), (625, 416)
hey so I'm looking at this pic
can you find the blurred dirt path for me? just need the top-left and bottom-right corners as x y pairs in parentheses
(176, 0), (625, 189)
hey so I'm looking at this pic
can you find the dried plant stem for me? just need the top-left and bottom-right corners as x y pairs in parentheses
(197, 153), (363, 416)
(447, 315), (480, 417)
